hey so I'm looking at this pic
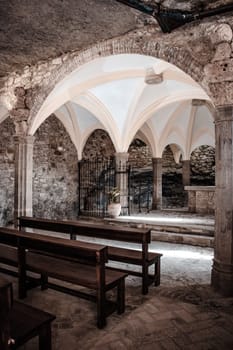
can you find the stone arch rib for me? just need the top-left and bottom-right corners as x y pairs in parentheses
(28, 36), (206, 132)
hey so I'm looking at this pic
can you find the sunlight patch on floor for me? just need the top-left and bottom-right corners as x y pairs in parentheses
(155, 249), (213, 260)
(118, 215), (208, 225)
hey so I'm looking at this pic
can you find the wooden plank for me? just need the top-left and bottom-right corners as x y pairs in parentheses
(19, 216), (151, 243)
(10, 301), (55, 350)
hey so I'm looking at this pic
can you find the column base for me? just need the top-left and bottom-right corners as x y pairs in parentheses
(211, 259), (233, 296)
(151, 203), (162, 210)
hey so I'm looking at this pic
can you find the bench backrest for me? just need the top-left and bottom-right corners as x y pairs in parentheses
(19, 216), (151, 244)
(0, 227), (19, 247)
(0, 227), (108, 265)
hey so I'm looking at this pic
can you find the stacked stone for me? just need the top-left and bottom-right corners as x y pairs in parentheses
(0, 118), (15, 225)
(33, 115), (79, 220)
(190, 145), (215, 184)
(128, 139), (152, 168)
(82, 129), (115, 160)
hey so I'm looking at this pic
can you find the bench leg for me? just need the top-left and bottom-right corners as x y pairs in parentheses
(39, 323), (52, 350)
(18, 270), (27, 299)
(154, 258), (161, 287)
(117, 278), (125, 314)
(96, 289), (106, 329)
(18, 279), (27, 299)
(18, 247), (27, 299)
(142, 265), (149, 295)
(41, 274), (48, 290)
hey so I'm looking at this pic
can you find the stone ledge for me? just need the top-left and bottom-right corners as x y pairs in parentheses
(151, 230), (214, 248)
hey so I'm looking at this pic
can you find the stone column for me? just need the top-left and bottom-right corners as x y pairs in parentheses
(115, 152), (129, 215)
(13, 134), (35, 226)
(152, 157), (162, 210)
(10, 87), (34, 226)
(182, 160), (191, 186)
(211, 105), (233, 296)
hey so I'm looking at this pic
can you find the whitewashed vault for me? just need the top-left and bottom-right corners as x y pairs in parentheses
(29, 54), (214, 160)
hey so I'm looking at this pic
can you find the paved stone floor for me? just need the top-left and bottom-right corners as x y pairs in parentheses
(3, 240), (233, 350)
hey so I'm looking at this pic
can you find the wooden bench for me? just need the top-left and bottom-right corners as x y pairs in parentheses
(0, 227), (127, 329)
(19, 216), (162, 294)
(0, 276), (55, 350)
(0, 276), (12, 350)
(10, 301), (56, 350)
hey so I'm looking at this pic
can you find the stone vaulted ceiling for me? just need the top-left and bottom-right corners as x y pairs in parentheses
(0, 0), (232, 160)
(0, 0), (232, 79)
(33, 53), (214, 160)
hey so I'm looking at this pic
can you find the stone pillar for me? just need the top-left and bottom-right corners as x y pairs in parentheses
(115, 152), (129, 215)
(211, 105), (233, 296)
(152, 157), (162, 210)
(182, 160), (190, 186)
(13, 134), (35, 226)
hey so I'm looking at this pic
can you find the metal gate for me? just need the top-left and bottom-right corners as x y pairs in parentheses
(129, 167), (153, 214)
(78, 159), (130, 217)
(78, 160), (153, 217)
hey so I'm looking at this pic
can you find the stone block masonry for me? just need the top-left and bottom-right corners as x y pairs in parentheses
(0, 117), (15, 225)
(33, 115), (79, 220)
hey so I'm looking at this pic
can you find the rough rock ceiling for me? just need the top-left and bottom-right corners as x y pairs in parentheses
(0, 0), (232, 78)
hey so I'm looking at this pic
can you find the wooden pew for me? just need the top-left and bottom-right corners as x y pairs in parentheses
(19, 216), (162, 294)
(10, 301), (56, 350)
(0, 227), (127, 329)
(0, 276), (56, 350)
(0, 276), (12, 350)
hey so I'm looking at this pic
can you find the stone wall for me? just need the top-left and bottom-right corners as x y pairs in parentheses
(0, 117), (15, 225)
(33, 115), (79, 219)
(82, 129), (115, 160)
(161, 146), (184, 208)
(190, 145), (215, 185)
(185, 186), (215, 214)
(128, 143), (215, 209)
(128, 139), (152, 168)
(0, 120), (216, 224)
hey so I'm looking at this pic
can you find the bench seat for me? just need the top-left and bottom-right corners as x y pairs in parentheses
(108, 246), (160, 265)
(107, 246), (162, 287)
(26, 251), (127, 291)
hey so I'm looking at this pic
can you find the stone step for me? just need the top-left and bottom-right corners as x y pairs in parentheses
(146, 223), (214, 237)
(151, 230), (214, 248)
(104, 215), (215, 247)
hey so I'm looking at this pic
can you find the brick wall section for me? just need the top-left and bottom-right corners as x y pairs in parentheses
(0, 117), (15, 225)
(33, 115), (79, 219)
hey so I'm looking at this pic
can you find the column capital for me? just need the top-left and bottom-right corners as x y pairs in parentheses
(215, 104), (233, 123)
(115, 152), (129, 163)
(152, 157), (162, 164)
(10, 86), (32, 136)
(13, 135), (35, 145)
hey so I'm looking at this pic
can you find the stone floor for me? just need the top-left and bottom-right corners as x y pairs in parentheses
(3, 238), (233, 350)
